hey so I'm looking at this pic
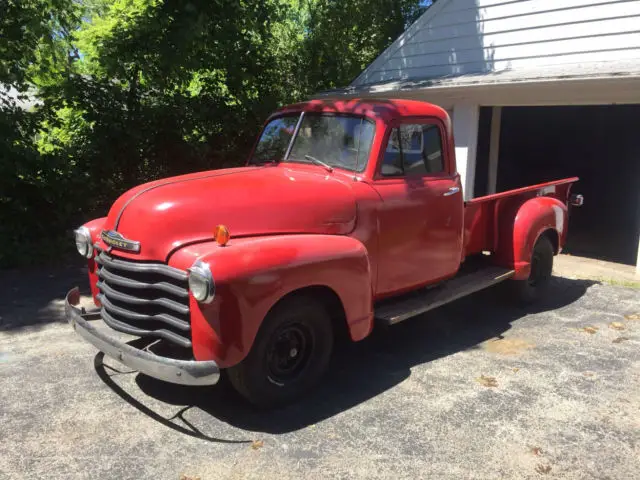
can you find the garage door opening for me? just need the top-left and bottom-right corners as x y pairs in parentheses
(493, 105), (640, 266)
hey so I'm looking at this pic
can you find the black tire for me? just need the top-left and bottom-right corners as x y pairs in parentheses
(511, 235), (554, 304)
(227, 294), (333, 408)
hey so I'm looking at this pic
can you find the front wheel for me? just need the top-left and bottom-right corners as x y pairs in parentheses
(511, 235), (554, 304)
(227, 295), (333, 408)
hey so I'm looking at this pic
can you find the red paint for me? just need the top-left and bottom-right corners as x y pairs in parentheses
(79, 99), (578, 367)
(82, 217), (107, 305)
(97, 166), (357, 261)
(169, 235), (372, 368)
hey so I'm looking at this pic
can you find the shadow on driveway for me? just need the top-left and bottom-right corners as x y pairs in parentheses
(0, 264), (87, 331)
(94, 277), (595, 437)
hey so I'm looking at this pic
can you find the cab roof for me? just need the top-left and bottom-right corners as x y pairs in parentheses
(273, 98), (449, 124)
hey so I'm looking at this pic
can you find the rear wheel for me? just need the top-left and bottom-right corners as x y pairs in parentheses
(227, 295), (333, 408)
(512, 235), (554, 304)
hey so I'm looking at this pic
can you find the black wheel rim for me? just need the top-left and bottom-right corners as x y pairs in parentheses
(266, 323), (314, 386)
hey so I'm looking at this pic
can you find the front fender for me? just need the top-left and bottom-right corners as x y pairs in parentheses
(81, 217), (107, 304)
(496, 197), (567, 280)
(169, 234), (373, 368)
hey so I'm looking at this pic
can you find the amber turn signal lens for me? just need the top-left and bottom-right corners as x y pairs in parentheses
(214, 225), (230, 246)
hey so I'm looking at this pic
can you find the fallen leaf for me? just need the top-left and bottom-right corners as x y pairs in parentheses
(476, 375), (498, 387)
(512, 367), (520, 373)
(624, 313), (640, 321)
(251, 440), (264, 450)
(481, 337), (534, 355)
(610, 322), (625, 331)
(535, 464), (552, 474)
(613, 337), (629, 344)
(580, 326), (598, 334)
(530, 446), (543, 456)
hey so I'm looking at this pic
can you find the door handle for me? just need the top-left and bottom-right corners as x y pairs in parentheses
(443, 186), (460, 196)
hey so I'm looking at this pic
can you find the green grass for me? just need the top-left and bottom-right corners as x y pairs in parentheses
(594, 277), (640, 289)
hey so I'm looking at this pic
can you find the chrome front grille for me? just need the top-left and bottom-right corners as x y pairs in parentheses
(94, 251), (192, 348)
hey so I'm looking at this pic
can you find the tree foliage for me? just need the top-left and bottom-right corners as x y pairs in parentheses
(0, 0), (428, 267)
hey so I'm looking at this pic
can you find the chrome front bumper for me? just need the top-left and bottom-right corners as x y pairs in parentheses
(65, 288), (220, 386)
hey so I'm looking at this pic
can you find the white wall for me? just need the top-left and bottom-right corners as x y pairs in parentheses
(353, 0), (640, 86)
(451, 104), (479, 201)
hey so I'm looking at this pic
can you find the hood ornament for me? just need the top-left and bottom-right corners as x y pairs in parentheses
(101, 230), (141, 253)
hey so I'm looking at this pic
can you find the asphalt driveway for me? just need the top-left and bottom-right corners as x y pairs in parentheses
(1, 266), (639, 479)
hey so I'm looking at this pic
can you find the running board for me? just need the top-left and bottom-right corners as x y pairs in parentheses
(375, 266), (515, 326)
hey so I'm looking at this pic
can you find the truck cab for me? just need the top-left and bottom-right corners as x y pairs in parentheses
(67, 99), (580, 407)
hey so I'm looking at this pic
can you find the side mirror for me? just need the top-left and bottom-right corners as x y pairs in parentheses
(569, 194), (584, 207)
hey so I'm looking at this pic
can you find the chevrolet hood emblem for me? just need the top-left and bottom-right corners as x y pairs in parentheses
(101, 230), (140, 253)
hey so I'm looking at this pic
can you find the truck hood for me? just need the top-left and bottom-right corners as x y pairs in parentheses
(99, 165), (357, 261)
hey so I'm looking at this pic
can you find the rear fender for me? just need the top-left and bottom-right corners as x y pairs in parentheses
(169, 235), (373, 368)
(495, 197), (567, 280)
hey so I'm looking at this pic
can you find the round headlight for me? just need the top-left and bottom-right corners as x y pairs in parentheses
(74, 227), (94, 258)
(188, 260), (215, 303)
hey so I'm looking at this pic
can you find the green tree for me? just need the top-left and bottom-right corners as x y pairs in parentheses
(303, 0), (427, 91)
(0, 0), (430, 267)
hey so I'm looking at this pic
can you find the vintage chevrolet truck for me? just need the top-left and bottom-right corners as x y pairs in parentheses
(66, 99), (582, 407)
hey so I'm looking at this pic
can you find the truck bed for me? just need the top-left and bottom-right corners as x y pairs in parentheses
(462, 177), (579, 258)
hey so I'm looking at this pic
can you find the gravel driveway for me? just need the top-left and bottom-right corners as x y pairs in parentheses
(1, 266), (639, 479)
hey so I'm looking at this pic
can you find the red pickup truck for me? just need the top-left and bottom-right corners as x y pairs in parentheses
(66, 99), (581, 407)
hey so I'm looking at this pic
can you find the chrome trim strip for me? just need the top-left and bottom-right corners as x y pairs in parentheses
(96, 252), (187, 281)
(96, 281), (189, 315)
(97, 294), (190, 331)
(97, 268), (189, 298)
(101, 308), (192, 349)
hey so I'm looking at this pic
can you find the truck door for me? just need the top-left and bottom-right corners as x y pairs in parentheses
(372, 119), (464, 297)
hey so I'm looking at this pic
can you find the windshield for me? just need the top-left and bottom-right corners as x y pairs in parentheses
(250, 113), (375, 172)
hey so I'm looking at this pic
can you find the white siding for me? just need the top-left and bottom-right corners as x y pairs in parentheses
(353, 0), (640, 86)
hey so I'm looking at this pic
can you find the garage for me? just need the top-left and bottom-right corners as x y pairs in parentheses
(493, 105), (640, 266)
(322, 0), (640, 273)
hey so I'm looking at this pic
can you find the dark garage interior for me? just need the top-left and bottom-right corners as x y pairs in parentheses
(476, 105), (640, 266)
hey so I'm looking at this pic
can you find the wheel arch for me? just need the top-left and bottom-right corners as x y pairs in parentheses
(495, 196), (567, 280)
(176, 234), (374, 368)
(266, 285), (350, 344)
(540, 227), (560, 255)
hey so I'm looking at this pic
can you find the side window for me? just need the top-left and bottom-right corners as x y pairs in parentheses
(381, 128), (403, 176)
(381, 123), (444, 176)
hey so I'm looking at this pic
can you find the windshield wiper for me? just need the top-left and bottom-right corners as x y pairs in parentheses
(304, 155), (333, 172)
